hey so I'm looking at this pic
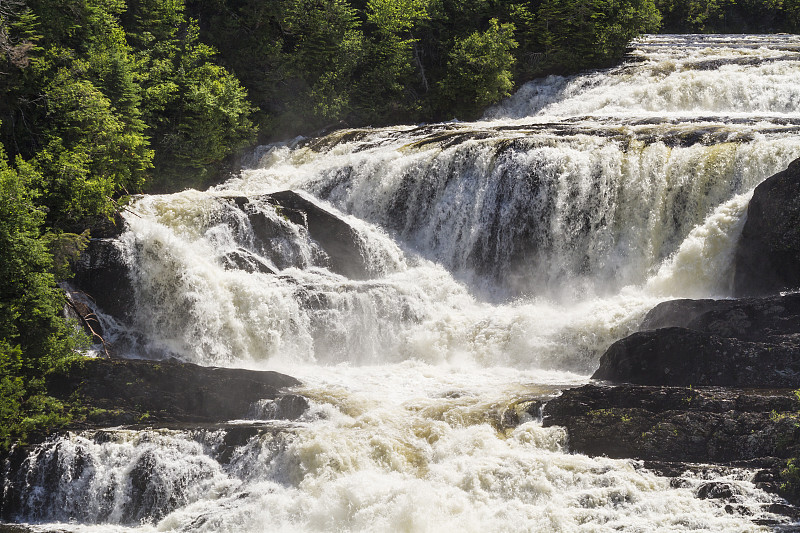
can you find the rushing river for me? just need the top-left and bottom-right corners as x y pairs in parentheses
(7, 34), (800, 532)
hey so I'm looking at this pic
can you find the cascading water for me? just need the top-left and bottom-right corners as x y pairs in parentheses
(6, 34), (800, 532)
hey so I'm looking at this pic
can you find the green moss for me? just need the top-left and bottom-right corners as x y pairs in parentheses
(588, 408), (633, 423)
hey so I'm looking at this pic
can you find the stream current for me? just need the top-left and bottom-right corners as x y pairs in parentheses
(8, 34), (800, 532)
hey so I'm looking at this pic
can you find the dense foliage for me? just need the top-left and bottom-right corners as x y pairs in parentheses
(187, 0), (662, 137)
(0, 144), (83, 449)
(0, 0), (254, 448)
(655, 0), (800, 33)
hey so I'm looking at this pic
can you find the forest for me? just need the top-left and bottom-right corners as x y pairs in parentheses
(1, 0), (799, 449)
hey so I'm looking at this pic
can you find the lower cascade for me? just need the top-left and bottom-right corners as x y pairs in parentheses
(4, 34), (800, 532)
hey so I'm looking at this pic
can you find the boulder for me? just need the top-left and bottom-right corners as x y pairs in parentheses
(267, 190), (370, 280)
(734, 157), (800, 296)
(45, 358), (304, 426)
(220, 248), (276, 275)
(594, 294), (800, 387)
(228, 191), (371, 280)
(71, 239), (134, 321)
(638, 298), (740, 331)
(542, 384), (800, 462)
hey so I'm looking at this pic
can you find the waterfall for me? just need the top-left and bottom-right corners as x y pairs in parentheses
(99, 34), (800, 369)
(5, 34), (800, 532)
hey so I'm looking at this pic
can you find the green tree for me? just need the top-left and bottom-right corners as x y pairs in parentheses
(125, 0), (255, 190)
(0, 144), (83, 449)
(533, 0), (661, 73)
(437, 18), (517, 118)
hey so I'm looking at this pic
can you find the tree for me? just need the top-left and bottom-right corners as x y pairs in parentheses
(125, 0), (255, 190)
(533, 0), (661, 73)
(437, 18), (517, 118)
(0, 142), (82, 449)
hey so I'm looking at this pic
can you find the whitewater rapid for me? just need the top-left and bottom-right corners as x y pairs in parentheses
(8, 34), (800, 532)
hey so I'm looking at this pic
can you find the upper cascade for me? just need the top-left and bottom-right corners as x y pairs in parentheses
(487, 34), (800, 120)
(227, 35), (800, 300)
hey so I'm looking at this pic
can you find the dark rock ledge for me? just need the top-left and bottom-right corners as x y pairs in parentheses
(543, 384), (800, 463)
(0, 359), (307, 530)
(46, 357), (305, 427)
(540, 384), (800, 521)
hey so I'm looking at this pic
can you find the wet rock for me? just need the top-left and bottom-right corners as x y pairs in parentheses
(593, 327), (800, 387)
(215, 425), (263, 464)
(768, 503), (800, 522)
(267, 190), (370, 280)
(542, 384), (800, 462)
(697, 482), (736, 500)
(274, 394), (310, 420)
(226, 191), (372, 280)
(220, 248), (276, 275)
(45, 358), (302, 426)
(247, 394), (310, 420)
(594, 294), (800, 387)
(72, 239), (134, 321)
(734, 157), (800, 297)
(638, 298), (741, 331)
(641, 293), (800, 340)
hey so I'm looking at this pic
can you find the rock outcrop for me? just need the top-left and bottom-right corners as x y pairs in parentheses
(540, 384), (800, 513)
(230, 191), (371, 280)
(543, 384), (800, 462)
(593, 294), (800, 387)
(72, 238), (133, 321)
(46, 358), (304, 426)
(734, 157), (800, 297)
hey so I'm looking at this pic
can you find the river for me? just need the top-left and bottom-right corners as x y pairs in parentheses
(7, 34), (800, 532)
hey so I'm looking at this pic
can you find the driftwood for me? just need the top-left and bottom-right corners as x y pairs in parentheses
(63, 289), (111, 358)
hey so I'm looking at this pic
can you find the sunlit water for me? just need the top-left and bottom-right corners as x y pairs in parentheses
(8, 34), (800, 532)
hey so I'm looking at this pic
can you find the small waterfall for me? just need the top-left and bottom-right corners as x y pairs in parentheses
(488, 34), (800, 119)
(4, 393), (788, 532)
(2, 430), (235, 525)
(234, 134), (799, 299)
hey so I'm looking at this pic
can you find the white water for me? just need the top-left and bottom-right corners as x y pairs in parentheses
(8, 34), (800, 532)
